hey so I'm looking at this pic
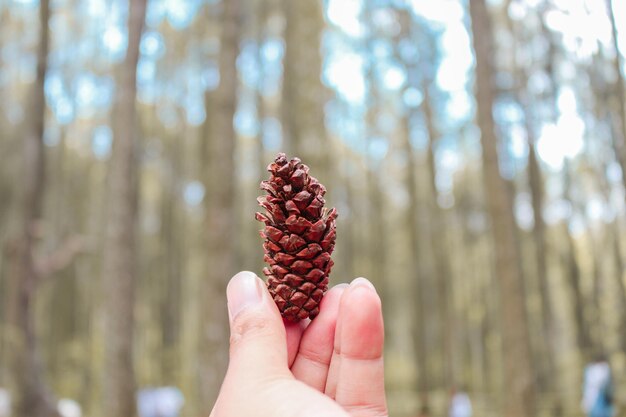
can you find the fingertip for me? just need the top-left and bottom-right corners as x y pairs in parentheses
(340, 281), (384, 360)
(332, 283), (350, 290)
(350, 277), (377, 292)
(226, 271), (285, 345)
(227, 271), (258, 297)
(229, 270), (259, 281)
(321, 283), (349, 307)
(226, 271), (265, 322)
(315, 284), (348, 336)
(347, 277), (382, 322)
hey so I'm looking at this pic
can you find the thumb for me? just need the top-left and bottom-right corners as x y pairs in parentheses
(225, 271), (290, 380)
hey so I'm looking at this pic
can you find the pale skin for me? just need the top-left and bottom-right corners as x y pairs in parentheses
(210, 271), (388, 417)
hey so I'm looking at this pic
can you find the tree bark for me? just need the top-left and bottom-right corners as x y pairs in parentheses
(101, 0), (146, 415)
(397, 112), (432, 411)
(281, 0), (328, 176)
(468, 1), (536, 415)
(9, 1), (59, 416)
(587, 28), (626, 357)
(526, 124), (558, 388)
(234, 0), (268, 275)
(422, 86), (456, 388)
(161, 132), (183, 384)
(341, 146), (357, 279)
(562, 163), (594, 359)
(610, 220), (626, 353)
(365, 143), (386, 305)
(606, 0), (626, 193)
(596, 160), (626, 353)
(515, 58), (559, 401)
(538, 0), (581, 352)
(200, 0), (240, 407)
(507, 5), (559, 399)
(455, 182), (489, 395)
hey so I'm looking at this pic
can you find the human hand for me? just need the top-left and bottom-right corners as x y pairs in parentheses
(210, 271), (387, 417)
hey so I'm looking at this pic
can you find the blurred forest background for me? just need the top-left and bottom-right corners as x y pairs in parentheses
(1, 0), (626, 416)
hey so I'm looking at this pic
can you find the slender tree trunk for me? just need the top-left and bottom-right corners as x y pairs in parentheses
(587, 38), (626, 357)
(589, 230), (605, 348)
(350, 2), (388, 323)
(562, 163), (594, 359)
(200, 0), (240, 408)
(517, 65), (559, 404)
(249, 0), (268, 273)
(101, 1), (146, 415)
(468, 1), (536, 415)
(598, 152), (626, 352)
(254, 0), (267, 165)
(365, 143), (386, 301)
(606, 0), (626, 192)
(400, 115), (431, 412)
(161, 133), (183, 384)
(341, 148), (357, 279)
(364, 134), (387, 361)
(562, 223), (592, 353)
(507, 5), (559, 402)
(541, 7), (596, 360)
(600, 16), (626, 344)
(455, 185), (486, 395)
(281, 0), (327, 175)
(610, 220), (626, 353)
(422, 86), (456, 388)
(526, 125), (559, 393)
(9, 1), (58, 416)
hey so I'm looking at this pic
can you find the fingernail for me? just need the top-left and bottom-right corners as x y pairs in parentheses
(333, 283), (350, 290)
(350, 277), (376, 292)
(227, 271), (263, 321)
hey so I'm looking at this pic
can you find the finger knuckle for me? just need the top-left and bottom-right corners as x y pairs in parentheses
(229, 310), (274, 347)
(346, 403), (389, 417)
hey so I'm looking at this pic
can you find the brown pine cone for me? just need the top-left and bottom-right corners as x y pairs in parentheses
(255, 153), (338, 322)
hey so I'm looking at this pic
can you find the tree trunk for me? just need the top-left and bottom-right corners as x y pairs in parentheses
(468, 1), (536, 415)
(366, 162), (386, 299)
(234, 0), (268, 275)
(9, 1), (58, 416)
(541, 6), (592, 360)
(508, 5), (559, 399)
(562, 163), (594, 359)
(526, 125), (559, 391)
(606, 0), (626, 193)
(341, 147), (357, 279)
(456, 183), (489, 396)
(515, 59), (559, 401)
(423, 86), (456, 388)
(281, 0), (327, 176)
(610, 220), (626, 353)
(161, 132), (183, 384)
(562, 223), (592, 354)
(596, 160), (626, 353)
(101, 0), (146, 415)
(399, 115), (431, 411)
(200, 0), (240, 408)
(364, 99), (386, 306)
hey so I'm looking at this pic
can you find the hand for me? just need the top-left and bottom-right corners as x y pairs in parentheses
(210, 271), (387, 417)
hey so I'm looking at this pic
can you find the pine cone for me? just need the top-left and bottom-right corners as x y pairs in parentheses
(256, 153), (338, 322)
